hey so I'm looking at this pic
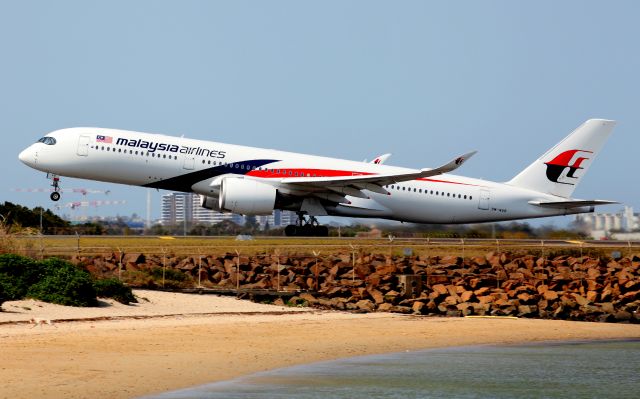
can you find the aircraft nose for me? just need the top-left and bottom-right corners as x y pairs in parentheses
(19, 146), (35, 166)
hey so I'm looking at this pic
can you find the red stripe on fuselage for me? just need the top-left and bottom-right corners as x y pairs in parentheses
(246, 168), (375, 178)
(245, 167), (478, 186)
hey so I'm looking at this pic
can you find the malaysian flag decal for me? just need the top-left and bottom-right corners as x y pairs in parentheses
(96, 135), (113, 143)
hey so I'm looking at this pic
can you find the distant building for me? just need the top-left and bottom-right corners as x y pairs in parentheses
(575, 206), (639, 239)
(160, 192), (296, 228)
(160, 192), (243, 226)
(256, 209), (297, 229)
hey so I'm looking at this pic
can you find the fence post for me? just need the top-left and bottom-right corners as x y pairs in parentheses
(117, 247), (123, 282)
(275, 249), (281, 292)
(312, 250), (321, 291)
(235, 249), (240, 298)
(197, 251), (202, 289)
(349, 244), (356, 283)
(162, 247), (166, 289)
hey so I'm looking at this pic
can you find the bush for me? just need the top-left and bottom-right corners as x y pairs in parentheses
(145, 267), (192, 289)
(0, 254), (41, 299)
(93, 278), (137, 305)
(0, 283), (5, 310)
(27, 258), (97, 307)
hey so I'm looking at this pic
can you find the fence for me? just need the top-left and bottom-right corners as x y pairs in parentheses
(8, 235), (639, 261)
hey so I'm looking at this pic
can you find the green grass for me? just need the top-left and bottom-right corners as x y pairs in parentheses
(9, 235), (638, 260)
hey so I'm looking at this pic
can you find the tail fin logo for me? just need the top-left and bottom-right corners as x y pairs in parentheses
(544, 149), (593, 185)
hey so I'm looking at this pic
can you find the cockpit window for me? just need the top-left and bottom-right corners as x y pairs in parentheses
(37, 137), (57, 145)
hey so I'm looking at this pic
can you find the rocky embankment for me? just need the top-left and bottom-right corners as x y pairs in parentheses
(75, 252), (640, 322)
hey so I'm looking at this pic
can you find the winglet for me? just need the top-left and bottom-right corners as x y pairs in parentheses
(370, 153), (392, 165)
(421, 150), (477, 176)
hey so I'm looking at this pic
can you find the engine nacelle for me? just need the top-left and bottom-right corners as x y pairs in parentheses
(200, 195), (222, 212)
(219, 177), (276, 215)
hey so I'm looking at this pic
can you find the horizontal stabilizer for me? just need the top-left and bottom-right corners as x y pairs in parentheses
(528, 200), (618, 209)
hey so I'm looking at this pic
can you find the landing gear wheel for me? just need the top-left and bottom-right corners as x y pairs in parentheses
(284, 213), (329, 237)
(47, 173), (61, 202)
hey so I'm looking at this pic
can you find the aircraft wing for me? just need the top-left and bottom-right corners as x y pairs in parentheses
(278, 150), (477, 198)
(528, 200), (619, 209)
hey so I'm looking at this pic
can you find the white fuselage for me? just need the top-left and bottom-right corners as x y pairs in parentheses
(18, 127), (591, 224)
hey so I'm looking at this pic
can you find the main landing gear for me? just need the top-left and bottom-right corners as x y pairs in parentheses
(285, 213), (329, 237)
(48, 173), (61, 201)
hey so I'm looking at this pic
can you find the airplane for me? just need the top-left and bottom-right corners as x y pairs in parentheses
(18, 119), (617, 236)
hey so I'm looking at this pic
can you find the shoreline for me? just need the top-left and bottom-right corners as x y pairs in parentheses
(1, 290), (639, 399)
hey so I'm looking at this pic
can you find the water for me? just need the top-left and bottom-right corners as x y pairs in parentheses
(148, 340), (640, 399)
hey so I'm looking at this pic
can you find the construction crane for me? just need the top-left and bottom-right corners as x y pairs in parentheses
(65, 200), (126, 210)
(11, 188), (111, 196)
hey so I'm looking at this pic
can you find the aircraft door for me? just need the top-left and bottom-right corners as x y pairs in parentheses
(183, 156), (195, 170)
(77, 135), (90, 156)
(478, 189), (490, 210)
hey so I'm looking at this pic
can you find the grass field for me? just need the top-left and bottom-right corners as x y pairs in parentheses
(8, 235), (639, 259)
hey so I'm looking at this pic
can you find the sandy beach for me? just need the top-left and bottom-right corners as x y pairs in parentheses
(1, 290), (639, 399)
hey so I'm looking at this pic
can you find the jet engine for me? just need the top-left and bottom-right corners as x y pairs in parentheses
(218, 177), (276, 215)
(200, 195), (222, 212)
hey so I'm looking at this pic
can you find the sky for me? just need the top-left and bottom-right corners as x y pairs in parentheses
(1, 1), (638, 226)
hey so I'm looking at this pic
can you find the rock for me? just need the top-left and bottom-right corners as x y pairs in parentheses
(477, 295), (494, 304)
(543, 290), (558, 301)
(368, 289), (385, 304)
(412, 301), (425, 314)
(122, 253), (145, 264)
(389, 305), (412, 314)
(586, 291), (599, 303)
(614, 310), (632, 321)
(431, 284), (448, 296)
(518, 305), (533, 317)
(355, 299), (375, 312)
(572, 294), (590, 307)
(444, 295), (458, 306)
(560, 295), (577, 308)
(517, 292), (535, 303)
(509, 272), (525, 280)
(599, 302), (615, 314)
(377, 303), (393, 312)
(460, 291), (474, 303)
(456, 303), (474, 316)
(299, 292), (318, 305)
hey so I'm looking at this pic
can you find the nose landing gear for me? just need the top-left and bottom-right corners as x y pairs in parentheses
(48, 173), (61, 202)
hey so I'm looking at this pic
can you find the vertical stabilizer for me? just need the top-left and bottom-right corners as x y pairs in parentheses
(507, 119), (615, 198)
